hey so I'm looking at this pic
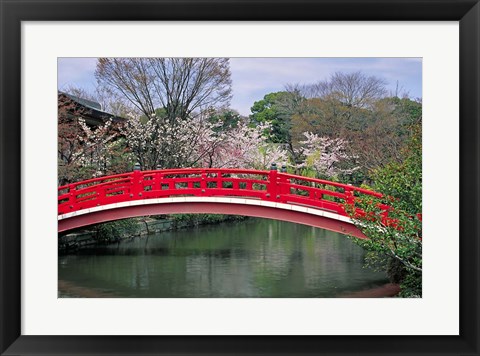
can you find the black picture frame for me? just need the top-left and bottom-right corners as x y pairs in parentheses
(1, 0), (479, 355)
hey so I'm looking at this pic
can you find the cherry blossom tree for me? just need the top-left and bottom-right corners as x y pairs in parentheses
(295, 131), (358, 178)
(58, 113), (131, 185)
(58, 108), (88, 185)
(208, 122), (288, 169)
(121, 112), (223, 169)
(76, 118), (132, 177)
(122, 112), (287, 171)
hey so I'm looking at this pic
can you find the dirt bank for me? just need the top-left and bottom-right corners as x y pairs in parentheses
(58, 280), (115, 298)
(338, 283), (401, 298)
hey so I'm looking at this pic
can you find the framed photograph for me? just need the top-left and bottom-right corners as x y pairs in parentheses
(1, 0), (479, 355)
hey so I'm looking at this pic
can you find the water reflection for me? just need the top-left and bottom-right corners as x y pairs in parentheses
(58, 218), (388, 298)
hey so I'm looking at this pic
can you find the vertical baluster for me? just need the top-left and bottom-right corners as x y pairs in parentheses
(158, 173), (164, 196)
(154, 166), (161, 196)
(200, 172), (207, 194)
(217, 171), (222, 190)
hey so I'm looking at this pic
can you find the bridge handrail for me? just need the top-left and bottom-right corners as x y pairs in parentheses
(58, 172), (133, 193)
(278, 172), (382, 197)
(142, 168), (270, 176)
(285, 183), (348, 199)
(59, 169), (382, 195)
(58, 168), (387, 219)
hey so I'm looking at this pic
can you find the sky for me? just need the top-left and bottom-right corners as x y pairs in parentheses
(58, 57), (422, 116)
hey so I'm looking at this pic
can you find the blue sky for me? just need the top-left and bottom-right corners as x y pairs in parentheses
(58, 57), (422, 116)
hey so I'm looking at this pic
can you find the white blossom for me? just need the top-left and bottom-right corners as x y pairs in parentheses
(122, 112), (287, 170)
(294, 131), (358, 177)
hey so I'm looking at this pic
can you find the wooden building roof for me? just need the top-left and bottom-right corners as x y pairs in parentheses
(58, 91), (126, 127)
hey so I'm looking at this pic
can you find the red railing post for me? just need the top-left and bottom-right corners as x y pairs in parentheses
(96, 185), (106, 206)
(69, 183), (76, 210)
(267, 163), (278, 201)
(343, 186), (355, 215)
(131, 163), (143, 199)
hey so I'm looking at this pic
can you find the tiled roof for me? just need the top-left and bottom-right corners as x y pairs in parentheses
(59, 91), (102, 111)
(58, 91), (126, 124)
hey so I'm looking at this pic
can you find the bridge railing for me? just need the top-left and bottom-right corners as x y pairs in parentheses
(275, 172), (384, 214)
(58, 167), (386, 218)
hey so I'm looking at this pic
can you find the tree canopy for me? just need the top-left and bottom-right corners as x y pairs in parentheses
(346, 124), (422, 296)
(95, 58), (232, 121)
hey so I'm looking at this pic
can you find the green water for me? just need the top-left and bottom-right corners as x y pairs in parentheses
(58, 218), (388, 298)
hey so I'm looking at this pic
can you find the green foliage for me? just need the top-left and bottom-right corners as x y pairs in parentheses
(399, 271), (422, 297)
(390, 97), (422, 126)
(297, 167), (317, 179)
(139, 107), (167, 123)
(372, 124), (422, 213)
(103, 137), (135, 175)
(386, 257), (408, 284)
(250, 91), (298, 144)
(339, 169), (369, 186)
(95, 219), (139, 243)
(208, 109), (242, 130)
(58, 161), (96, 185)
(172, 214), (247, 228)
(346, 124), (422, 297)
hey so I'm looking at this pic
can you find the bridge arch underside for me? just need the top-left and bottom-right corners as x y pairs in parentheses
(58, 197), (366, 239)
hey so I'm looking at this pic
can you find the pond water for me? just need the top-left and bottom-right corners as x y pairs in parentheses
(58, 218), (389, 298)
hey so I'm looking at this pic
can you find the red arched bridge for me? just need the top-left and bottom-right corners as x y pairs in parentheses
(58, 167), (388, 239)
